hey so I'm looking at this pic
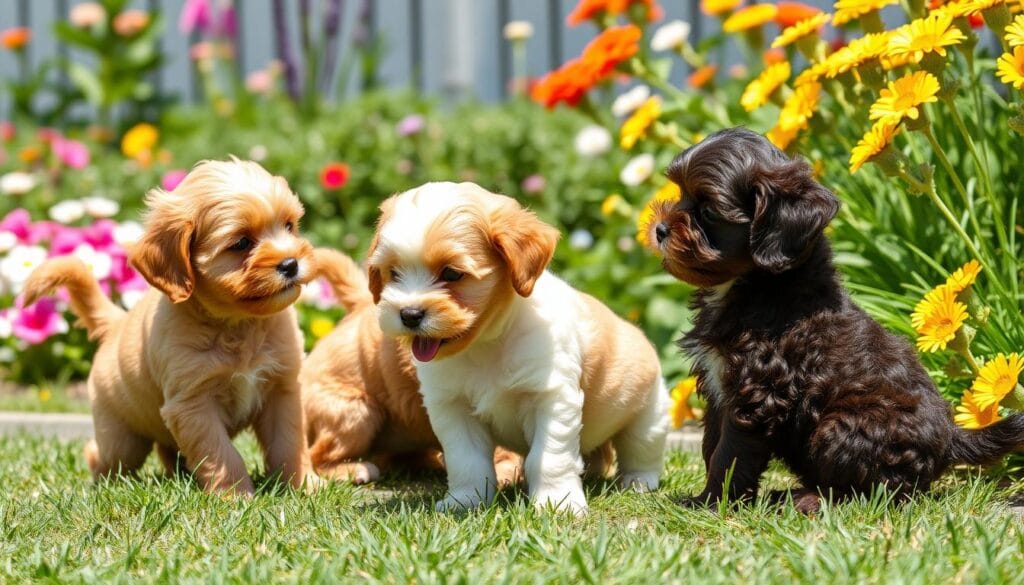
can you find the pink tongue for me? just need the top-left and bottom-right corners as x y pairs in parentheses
(412, 336), (442, 362)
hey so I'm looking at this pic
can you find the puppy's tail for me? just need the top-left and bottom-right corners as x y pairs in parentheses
(313, 247), (373, 312)
(22, 256), (125, 342)
(948, 413), (1024, 465)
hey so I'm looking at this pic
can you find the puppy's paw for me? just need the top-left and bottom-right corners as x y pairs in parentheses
(533, 486), (589, 516)
(619, 471), (660, 493)
(677, 492), (719, 509)
(435, 491), (487, 513)
(301, 472), (326, 494)
(494, 458), (523, 489)
(319, 461), (381, 485)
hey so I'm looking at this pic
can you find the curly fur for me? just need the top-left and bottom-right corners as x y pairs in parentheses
(651, 128), (1024, 513)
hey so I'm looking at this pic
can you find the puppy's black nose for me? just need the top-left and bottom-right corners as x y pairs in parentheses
(655, 223), (670, 244)
(277, 257), (299, 278)
(400, 307), (425, 329)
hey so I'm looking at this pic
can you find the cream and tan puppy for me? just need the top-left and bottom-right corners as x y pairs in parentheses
(301, 248), (523, 485)
(367, 182), (669, 514)
(23, 159), (318, 496)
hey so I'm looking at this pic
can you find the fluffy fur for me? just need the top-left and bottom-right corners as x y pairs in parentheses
(300, 247), (524, 485)
(648, 128), (1024, 513)
(368, 182), (669, 514)
(23, 159), (319, 496)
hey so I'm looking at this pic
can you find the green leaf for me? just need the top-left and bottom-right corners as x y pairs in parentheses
(66, 62), (104, 105)
(52, 22), (104, 52)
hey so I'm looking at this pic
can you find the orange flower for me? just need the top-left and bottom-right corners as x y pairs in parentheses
(531, 59), (599, 108)
(1, 27), (31, 51)
(764, 48), (787, 64)
(688, 64), (718, 88)
(723, 4), (780, 32)
(567, 0), (662, 26)
(113, 10), (149, 36)
(581, 24), (642, 77)
(776, 2), (823, 27)
(703, 0), (742, 16)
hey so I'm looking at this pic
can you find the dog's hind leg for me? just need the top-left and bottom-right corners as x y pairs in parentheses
(613, 380), (671, 492)
(87, 409), (153, 480)
(306, 386), (385, 484)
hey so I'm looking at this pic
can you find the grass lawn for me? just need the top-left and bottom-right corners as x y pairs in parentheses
(2, 433), (1023, 583)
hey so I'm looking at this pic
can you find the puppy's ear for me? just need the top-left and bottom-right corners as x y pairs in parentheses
(365, 195), (396, 304)
(749, 158), (839, 273)
(128, 190), (196, 303)
(490, 199), (560, 297)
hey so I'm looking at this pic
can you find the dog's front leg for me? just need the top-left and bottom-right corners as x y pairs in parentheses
(525, 390), (587, 515)
(161, 396), (255, 497)
(683, 418), (770, 508)
(423, 394), (497, 512)
(254, 377), (317, 491)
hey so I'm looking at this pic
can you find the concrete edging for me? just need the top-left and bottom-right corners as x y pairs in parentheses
(0, 411), (703, 452)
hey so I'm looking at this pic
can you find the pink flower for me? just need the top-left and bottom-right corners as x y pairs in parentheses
(179, 0), (213, 34)
(396, 114), (425, 137)
(161, 169), (187, 191)
(12, 298), (67, 345)
(48, 226), (86, 256)
(52, 136), (90, 169)
(0, 122), (13, 142)
(245, 70), (273, 94)
(218, 5), (237, 38)
(0, 209), (32, 242)
(82, 219), (117, 251)
(521, 174), (546, 194)
(36, 128), (59, 144)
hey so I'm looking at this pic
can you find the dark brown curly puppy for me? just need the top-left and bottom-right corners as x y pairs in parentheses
(647, 127), (1024, 513)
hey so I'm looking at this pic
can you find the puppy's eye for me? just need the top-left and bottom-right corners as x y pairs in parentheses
(389, 269), (400, 282)
(285, 221), (294, 232)
(229, 236), (253, 251)
(440, 267), (464, 282)
(699, 206), (721, 224)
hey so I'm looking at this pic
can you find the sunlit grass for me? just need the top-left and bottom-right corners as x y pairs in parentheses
(1, 433), (1023, 583)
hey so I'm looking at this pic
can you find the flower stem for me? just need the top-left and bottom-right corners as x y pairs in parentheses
(921, 124), (986, 249)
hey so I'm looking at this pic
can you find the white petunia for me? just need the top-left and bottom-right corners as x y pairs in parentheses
(249, 144), (269, 162)
(0, 245), (48, 294)
(120, 289), (147, 310)
(569, 229), (594, 250)
(72, 244), (113, 280)
(82, 196), (120, 218)
(620, 154), (656, 186)
(574, 125), (612, 158)
(650, 20), (691, 52)
(0, 172), (38, 196)
(503, 20), (534, 41)
(611, 85), (651, 117)
(0, 231), (17, 254)
(0, 312), (11, 339)
(113, 221), (145, 246)
(48, 200), (86, 224)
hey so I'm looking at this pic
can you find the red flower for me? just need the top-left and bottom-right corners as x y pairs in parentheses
(320, 162), (350, 190)
(581, 24), (641, 77)
(566, 0), (662, 27)
(775, 2), (821, 27)
(531, 24), (640, 109)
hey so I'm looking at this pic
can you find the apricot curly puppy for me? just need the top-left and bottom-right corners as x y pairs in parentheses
(24, 159), (319, 496)
(301, 248), (523, 486)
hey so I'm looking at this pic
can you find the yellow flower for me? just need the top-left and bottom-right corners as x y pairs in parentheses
(794, 61), (828, 86)
(911, 284), (968, 352)
(887, 13), (966, 64)
(38, 387), (52, 403)
(703, 0), (742, 16)
(740, 61), (791, 111)
(670, 376), (699, 428)
(766, 122), (800, 149)
(955, 390), (1002, 429)
(824, 32), (891, 77)
(723, 4), (779, 32)
(310, 317), (335, 339)
(997, 46), (1024, 89)
(869, 71), (940, 126)
(772, 13), (831, 48)
(121, 123), (159, 159)
(620, 96), (662, 150)
(849, 120), (899, 173)
(971, 353), (1024, 409)
(602, 193), (626, 216)
(1006, 14), (1024, 47)
(778, 81), (821, 133)
(833, 0), (899, 25)
(932, 0), (983, 18)
(637, 182), (682, 247)
(945, 259), (982, 293)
